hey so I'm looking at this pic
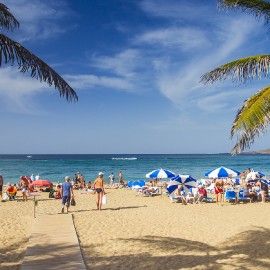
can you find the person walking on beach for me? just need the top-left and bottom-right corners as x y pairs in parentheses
(61, 176), (74, 214)
(108, 172), (114, 188)
(93, 172), (105, 210)
(0, 175), (3, 199)
(118, 170), (123, 185)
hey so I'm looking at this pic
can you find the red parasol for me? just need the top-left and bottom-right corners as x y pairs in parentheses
(32, 180), (53, 187)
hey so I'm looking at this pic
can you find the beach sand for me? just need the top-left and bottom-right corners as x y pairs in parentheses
(1, 188), (270, 270)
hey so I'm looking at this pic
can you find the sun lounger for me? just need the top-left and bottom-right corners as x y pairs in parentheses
(225, 190), (237, 203)
(238, 190), (250, 203)
(142, 187), (159, 197)
(201, 197), (214, 202)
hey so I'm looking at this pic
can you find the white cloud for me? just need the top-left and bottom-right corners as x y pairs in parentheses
(64, 74), (134, 92)
(1, 0), (74, 42)
(135, 27), (210, 50)
(140, 0), (210, 20)
(0, 67), (49, 113)
(91, 49), (143, 78)
(153, 17), (258, 111)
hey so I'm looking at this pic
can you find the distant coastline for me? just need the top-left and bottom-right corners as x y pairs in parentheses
(241, 148), (270, 155)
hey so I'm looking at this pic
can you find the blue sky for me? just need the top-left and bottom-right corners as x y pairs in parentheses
(0, 0), (270, 154)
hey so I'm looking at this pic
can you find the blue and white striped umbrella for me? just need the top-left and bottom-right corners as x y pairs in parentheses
(262, 179), (270, 186)
(246, 170), (265, 181)
(205, 166), (240, 178)
(167, 175), (197, 194)
(146, 168), (175, 179)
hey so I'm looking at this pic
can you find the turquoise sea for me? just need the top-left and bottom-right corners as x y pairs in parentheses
(1, 154), (270, 184)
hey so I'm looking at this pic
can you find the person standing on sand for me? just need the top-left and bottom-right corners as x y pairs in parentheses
(0, 175), (3, 199)
(214, 179), (224, 206)
(108, 172), (114, 188)
(119, 170), (123, 185)
(93, 172), (105, 210)
(61, 176), (74, 214)
(20, 176), (29, 201)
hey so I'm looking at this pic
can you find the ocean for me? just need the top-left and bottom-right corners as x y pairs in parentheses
(0, 154), (269, 184)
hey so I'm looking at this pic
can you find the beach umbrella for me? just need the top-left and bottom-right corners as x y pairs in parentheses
(262, 179), (270, 186)
(167, 175), (197, 194)
(146, 168), (175, 179)
(32, 180), (53, 187)
(205, 166), (240, 178)
(246, 171), (265, 181)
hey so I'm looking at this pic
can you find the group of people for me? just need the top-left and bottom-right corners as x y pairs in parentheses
(60, 172), (106, 213)
(173, 184), (208, 205)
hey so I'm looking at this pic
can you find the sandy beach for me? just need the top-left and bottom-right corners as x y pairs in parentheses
(1, 188), (270, 270)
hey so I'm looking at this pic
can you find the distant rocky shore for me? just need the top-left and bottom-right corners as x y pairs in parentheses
(241, 148), (270, 154)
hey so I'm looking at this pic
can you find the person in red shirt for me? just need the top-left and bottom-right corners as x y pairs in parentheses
(196, 184), (208, 203)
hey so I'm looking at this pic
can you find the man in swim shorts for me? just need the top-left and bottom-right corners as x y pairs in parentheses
(93, 172), (105, 210)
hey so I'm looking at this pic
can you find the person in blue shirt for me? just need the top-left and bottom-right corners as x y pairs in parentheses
(61, 176), (74, 213)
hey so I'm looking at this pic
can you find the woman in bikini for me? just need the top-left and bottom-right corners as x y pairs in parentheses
(93, 172), (105, 210)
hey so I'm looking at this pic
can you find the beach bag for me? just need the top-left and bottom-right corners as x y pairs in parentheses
(102, 195), (107, 205)
(70, 197), (76, 206)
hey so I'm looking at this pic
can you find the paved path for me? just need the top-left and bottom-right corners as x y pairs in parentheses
(21, 214), (86, 270)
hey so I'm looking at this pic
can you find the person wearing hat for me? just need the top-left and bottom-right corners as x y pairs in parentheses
(61, 176), (74, 213)
(93, 172), (106, 210)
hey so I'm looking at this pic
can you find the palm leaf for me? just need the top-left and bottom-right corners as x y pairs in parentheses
(201, 55), (270, 84)
(218, 0), (270, 25)
(231, 85), (270, 154)
(0, 33), (78, 102)
(0, 3), (19, 31)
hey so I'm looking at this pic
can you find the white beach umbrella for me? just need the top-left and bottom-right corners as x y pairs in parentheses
(146, 168), (175, 179)
(167, 175), (197, 194)
(205, 166), (240, 178)
(246, 171), (265, 181)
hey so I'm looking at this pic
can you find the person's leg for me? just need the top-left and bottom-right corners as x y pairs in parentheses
(61, 196), (66, 213)
(220, 193), (224, 206)
(98, 193), (102, 210)
(262, 191), (266, 203)
(216, 194), (219, 204)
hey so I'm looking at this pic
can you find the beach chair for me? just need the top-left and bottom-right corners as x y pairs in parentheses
(201, 197), (214, 203)
(143, 187), (159, 197)
(138, 180), (146, 187)
(225, 190), (237, 203)
(127, 181), (133, 188)
(238, 190), (250, 203)
(234, 178), (240, 186)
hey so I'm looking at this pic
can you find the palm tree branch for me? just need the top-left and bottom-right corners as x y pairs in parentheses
(201, 55), (270, 84)
(0, 33), (78, 102)
(218, 0), (270, 25)
(0, 3), (19, 31)
(231, 85), (270, 154)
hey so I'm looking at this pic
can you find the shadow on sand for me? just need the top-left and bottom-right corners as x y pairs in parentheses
(80, 227), (270, 270)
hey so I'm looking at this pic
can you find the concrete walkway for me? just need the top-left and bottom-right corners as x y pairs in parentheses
(21, 214), (86, 270)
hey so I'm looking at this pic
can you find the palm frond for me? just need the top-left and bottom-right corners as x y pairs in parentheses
(201, 55), (270, 84)
(0, 3), (19, 31)
(231, 85), (270, 154)
(0, 34), (78, 102)
(218, 0), (270, 25)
